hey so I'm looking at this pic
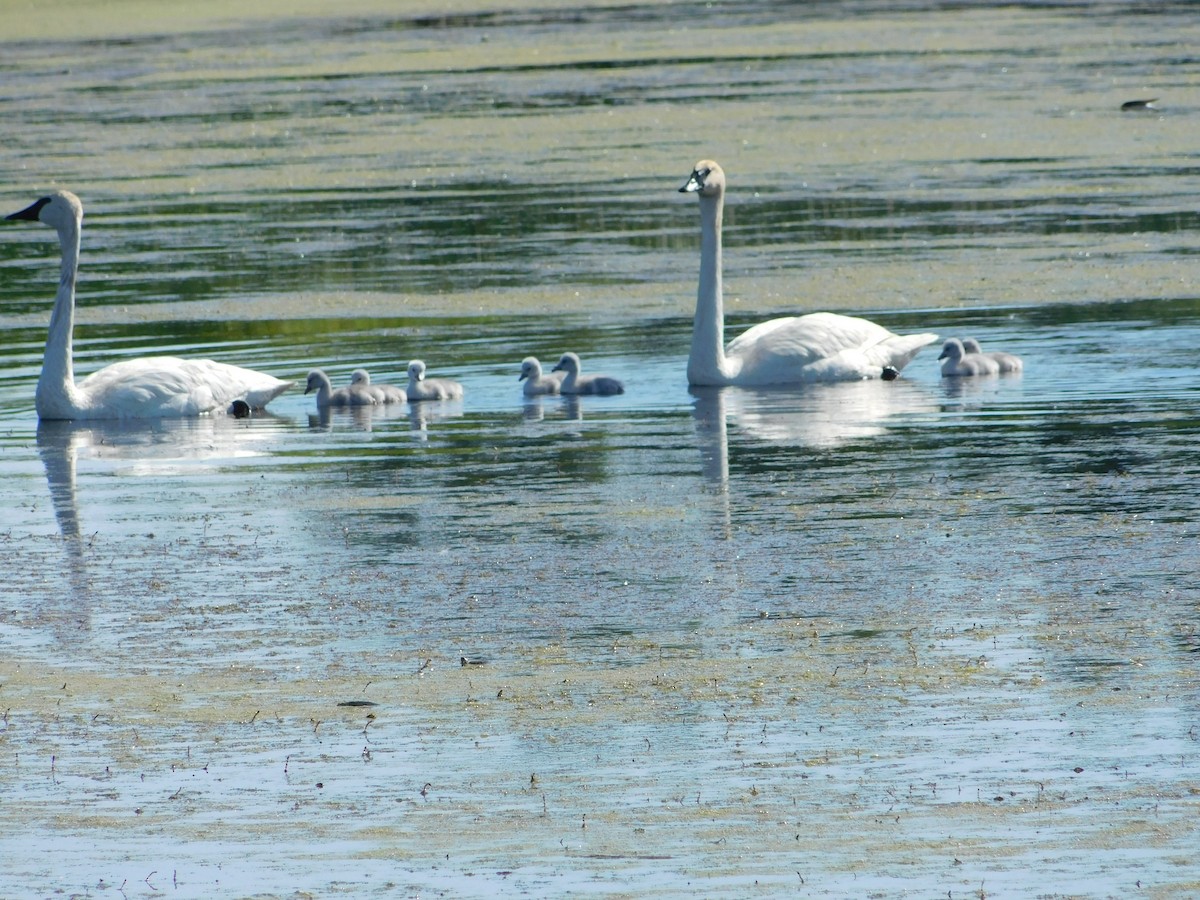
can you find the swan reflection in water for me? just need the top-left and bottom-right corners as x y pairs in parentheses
(36, 421), (90, 643)
(692, 378), (939, 488)
(939, 368), (1019, 403)
(308, 401), (410, 432)
(521, 394), (588, 423)
(35, 415), (281, 641)
(404, 398), (464, 440)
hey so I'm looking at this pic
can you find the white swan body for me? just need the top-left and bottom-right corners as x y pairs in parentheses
(551, 352), (625, 395)
(679, 161), (938, 385)
(349, 368), (407, 403)
(962, 338), (1023, 373)
(6, 190), (294, 420)
(304, 369), (377, 407)
(518, 356), (565, 396)
(938, 338), (1000, 377)
(406, 360), (464, 401)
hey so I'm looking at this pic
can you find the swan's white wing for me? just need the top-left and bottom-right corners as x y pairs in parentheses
(77, 357), (292, 417)
(728, 312), (888, 357)
(726, 312), (935, 383)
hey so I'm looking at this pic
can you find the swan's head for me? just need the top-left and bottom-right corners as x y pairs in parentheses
(6, 189), (83, 232)
(961, 338), (983, 354)
(407, 360), (427, 381)
(679, 160), (725, 198)
(519, 357), (542, 381)
(552, 352), (581, 375)
(349, 368), (371, 386)
(938, 339), (965, 361)
(304, 369), (330, 394)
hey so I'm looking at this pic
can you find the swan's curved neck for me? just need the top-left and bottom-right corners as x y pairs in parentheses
(36, 217), (82, 417)
(688, 190), (732, 384)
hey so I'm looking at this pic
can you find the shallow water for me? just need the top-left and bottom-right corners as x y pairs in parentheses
(2, 2), (1199, 898)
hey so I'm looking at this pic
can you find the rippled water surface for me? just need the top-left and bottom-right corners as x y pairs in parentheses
(1, 2), (1199, 898)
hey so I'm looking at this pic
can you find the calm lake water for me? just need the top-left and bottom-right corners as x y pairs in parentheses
(2, 2), (1198, 898)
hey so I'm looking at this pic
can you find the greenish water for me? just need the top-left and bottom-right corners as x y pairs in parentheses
(2, 2), (1199, 898)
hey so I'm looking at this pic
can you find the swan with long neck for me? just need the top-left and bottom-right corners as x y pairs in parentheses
(6, 190), (293, 419)
(679, 161), (938, 385)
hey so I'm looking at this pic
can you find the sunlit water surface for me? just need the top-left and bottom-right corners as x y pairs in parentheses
(1, 2), (1198, 898)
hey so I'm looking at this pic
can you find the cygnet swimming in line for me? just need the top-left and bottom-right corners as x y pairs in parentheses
(518, 356), (565, 396)
(551, 352), (625, 395)
(937, 339), (1000, 377)
(406, 360), (464, 401)
(349, 368), (407, 403)
(678, 159), (938, 384)
(961, 338), (1023, 374)
(305, 369), (378, 407)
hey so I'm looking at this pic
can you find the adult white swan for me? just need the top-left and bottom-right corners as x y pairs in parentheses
(6, 190), (293, 419)
(679, 161), (938, 385)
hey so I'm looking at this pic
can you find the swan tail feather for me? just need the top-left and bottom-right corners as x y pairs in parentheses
(873, 332), (940, 372)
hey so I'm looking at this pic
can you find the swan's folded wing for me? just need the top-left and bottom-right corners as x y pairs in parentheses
(77, 356), (292, 416)
(724, 312), (937, 383)
(726, 312), (889, 361)
(724, 312), (889, 376)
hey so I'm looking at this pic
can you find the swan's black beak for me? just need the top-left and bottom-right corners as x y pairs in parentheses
(6, 197), (50, 221)
(679, 170), (704, 193)
(518, 372), (528, 381)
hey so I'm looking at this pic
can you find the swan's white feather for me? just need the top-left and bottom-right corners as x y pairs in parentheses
(724, 311), (934, 383)
(76, 356), (291, 416)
